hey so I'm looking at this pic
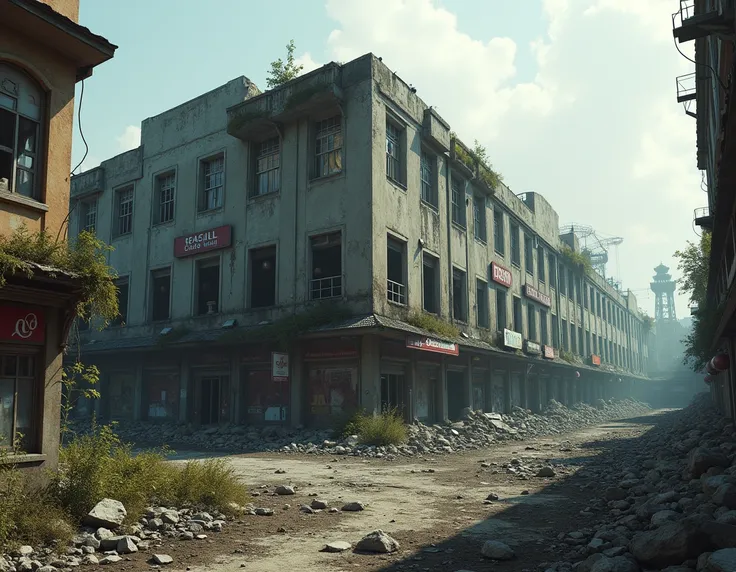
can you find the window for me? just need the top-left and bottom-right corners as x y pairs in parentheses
(385, 120), (403, 184)
(151, 268), (171, 322)
(584, 285), (589, 309)
(422, 253), (439, 313)
(496, 288), (507, 331)
(114, 186), (134, 237)
(510, 223), (520, 267)
(540, 309), (548, 344)
(420, 151), (437, 207)
(538, 247), (545, 282)
(250, 247), (276, 308)
(473, 195), (487, 242)
(80, 199), (97, 235)
(451, 175), (465, 227)
(155, 172), (176, 224)
(476, 279), (489, 328)
(200, 154), (224, 211)
(586, 330), (591, 354)
(314, 116), (343, 178)
(578, 326), (583, 355)
(567, 269), (574, 298)
(310, 232), (342, 300)
(559, 265), (566, 295)
(576, 278), (583, 306)
(512, 296), (522, 332)
(112, 278), (129, 327)
(552, 314), (559, 347)
(0, 353), (38, 451)
(524, 234), (534, 275)
(571, 326), (577, 354)
(494, 209), (505, 255)
(387, 237), (406, 305)
(561, 319), (569, 350)
(195, 258), (220, 315)
(527, 304), (537, 341)
(254, 137), (280, 196)
(452, 268), (467, 322)
(548, 253), (557, 288)
(0, 64), (43, 200)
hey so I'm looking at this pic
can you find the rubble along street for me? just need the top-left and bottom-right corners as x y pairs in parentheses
(72, 397), (651, 457)
(8, 395), (736, 572)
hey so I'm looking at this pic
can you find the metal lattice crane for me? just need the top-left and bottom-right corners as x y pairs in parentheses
(558, 224), (624, 280)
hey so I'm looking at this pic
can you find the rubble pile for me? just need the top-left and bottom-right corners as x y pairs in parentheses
(540, 393), (736, 572)
(76, 398), (650, 458)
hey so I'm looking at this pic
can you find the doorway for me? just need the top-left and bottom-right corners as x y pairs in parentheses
(380, 373), (406, 415)
(200, 376), (225, 425)
(446, 370), (466, 421)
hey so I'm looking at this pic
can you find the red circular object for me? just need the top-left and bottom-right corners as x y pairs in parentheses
(713, 353), (731, 371)
(707, 361), (718, 375)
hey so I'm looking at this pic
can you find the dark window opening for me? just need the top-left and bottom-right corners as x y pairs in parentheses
(451, 175), (465, 227)
(452, 268), (467, 322)
(510, 223), (520, 266)
(540, 309), (548, 345)
(311, 232), (342, 300)
(476, 279), (489, 328)
(196, 258), (220, 315)
(527, 304), (537, 341)
(422, 254), (438, 313)
(112, 278), (129, 327)
(494, 208), (504, 255)
(513, 296), (522, 333)
(151, 269), (171, 322)
(524, 234), (534, 275)
(380, 373), (406, 416)
(387, 238), (406, 305)
(474, 195), (487, 242)
(538, 247), (545, 282)
(250, 247), (276, 308)
(496, 288), (507, 332)
(548, 253), (557, 288)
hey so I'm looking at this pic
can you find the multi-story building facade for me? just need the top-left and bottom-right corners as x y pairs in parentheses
(0, 0), (115, 468)
(675, 0), (736, 417)
(69, 54), (649, 428)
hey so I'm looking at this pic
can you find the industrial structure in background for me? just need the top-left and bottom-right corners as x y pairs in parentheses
(558, 224), (624, 283)
(672, 0), (736, 418)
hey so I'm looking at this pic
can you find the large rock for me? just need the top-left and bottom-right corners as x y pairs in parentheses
(705, 548), (736, 572)
(481, 540), (515, 560)
(590, 556), (640, 572)
(629, 518), (711, 568)
(83, 499), (127, 528)
(117, 536), (138, 554)
(712, 484), (736, 510)
(355, 530), (399, 553)
(688, 448), (730, 479)
(701, 521), (736, 549)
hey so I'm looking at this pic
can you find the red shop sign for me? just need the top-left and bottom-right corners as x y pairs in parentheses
(491, 262), (512, 288)
(174, 225), (232, 258)
(303, 338), (359, 360)
(523, 284), (552, 307)
(591, 354), (601, 366)
(406, 335), (459, 356)
(0, 305), (45, 343)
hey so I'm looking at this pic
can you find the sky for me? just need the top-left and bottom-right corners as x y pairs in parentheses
(72, 0), (702, 316)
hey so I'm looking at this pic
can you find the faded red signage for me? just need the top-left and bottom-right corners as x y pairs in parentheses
(406, 335), (459, 356)
(491, 262), (512, 288)
(0, 305), (45, 343)
(523, 284), (552, 307)
(174, 225), (232, 258)
(591, 354), (601, 366)
(303, 339), (359, 360)
(543, 345), (555, 359)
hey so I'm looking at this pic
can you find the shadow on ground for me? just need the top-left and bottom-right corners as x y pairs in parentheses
(368, 409), (677, 572)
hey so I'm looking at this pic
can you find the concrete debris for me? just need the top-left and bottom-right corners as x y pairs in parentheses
(355, 530), (400, 553)
(69, 398), (651, 459)
(83, 498), (127, 529)
(481, 540), (515, 560)
(320, 541), (351, 553)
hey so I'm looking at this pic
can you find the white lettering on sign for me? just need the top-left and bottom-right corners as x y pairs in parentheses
(406, 335), (459, 355)
(523, 284), (552, 307)
(491, 262), (512, 287)
(503, 328), (523, 350)
(12, 313), (38, 339)
(184, 229), (219, 252)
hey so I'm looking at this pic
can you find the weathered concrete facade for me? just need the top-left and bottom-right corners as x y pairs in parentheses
(70, 54), (650, 429)
(0, 0), (115, 470)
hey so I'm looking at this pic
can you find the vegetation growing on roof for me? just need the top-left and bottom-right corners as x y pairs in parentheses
(406, 312), (460, 340)
(560, 245), (594, 276)
(266, 40), (304, 89)
(0, 226), (118, 325)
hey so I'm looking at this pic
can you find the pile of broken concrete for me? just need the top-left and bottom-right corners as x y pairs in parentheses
(540, 393), (736, 572)
(71, 398), (650, 459)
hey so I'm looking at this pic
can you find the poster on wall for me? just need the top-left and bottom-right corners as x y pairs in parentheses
(272, 352), (289, 382)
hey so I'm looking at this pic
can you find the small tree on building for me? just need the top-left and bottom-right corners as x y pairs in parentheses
(266, 40), (304, 89)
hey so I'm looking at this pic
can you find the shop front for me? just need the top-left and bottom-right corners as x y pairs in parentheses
(190, 353), (231, 425)
(380, 338), (410, 418)
(304, 338), (360, 427)
(240, 346), (290, 425)
(406, 334), (458, 422)
(107, 370), (137, 420)
(491, 370), (507, 413)
(144, 369), (180, 421)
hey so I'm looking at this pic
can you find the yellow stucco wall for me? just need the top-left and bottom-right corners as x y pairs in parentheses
(0, 20), (78, 240)
(39, 0), (80, 23)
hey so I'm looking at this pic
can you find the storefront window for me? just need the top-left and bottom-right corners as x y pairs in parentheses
(108, 372), (136, 420)
(308, 367), (358, 420)
(415, 369), (436, 422)
(0, 354), (37, 451)
(145, 372), (180, 420)
(244, 369), (289, 423)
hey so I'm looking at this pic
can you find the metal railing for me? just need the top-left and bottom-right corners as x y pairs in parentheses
(676, 73), (697, 102)
(694, 206), (711, 219)
(310, 275), (343, 300)
(387, 279), (406, 305)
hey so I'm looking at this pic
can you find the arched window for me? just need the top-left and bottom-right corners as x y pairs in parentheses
(0, 63), (44, 200)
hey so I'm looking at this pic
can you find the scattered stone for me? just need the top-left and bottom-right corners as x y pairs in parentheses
(99, 555), (123, 565)
(705, 548), (736, 572)
(481, 540), (515, 560)
(321, 541), (352, 553)
(83, 499), (127, 529)
(116, 536), (138, 554)
(311, 499), (328, 510)
(275, 485), (295, 496)
(537, 466), (556, 478)
(152, 554), (174, 565)
(342, 501), (365, 512)
(486, 493), (500, 501)
(355, 530), (400, 553)
(255, 508), (274, 516)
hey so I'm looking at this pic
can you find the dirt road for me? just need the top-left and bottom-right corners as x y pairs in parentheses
(111, 410), (668, 572)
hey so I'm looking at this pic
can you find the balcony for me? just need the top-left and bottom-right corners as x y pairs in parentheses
(310, 275), (342, 300)
(676, 72), (697, 103)
(694, 206), (714, 230)
(672, 0), (734, 43)
(387, 279), (406, 305)
(227, 64), (343, 141)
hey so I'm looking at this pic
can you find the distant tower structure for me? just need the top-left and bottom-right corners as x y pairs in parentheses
(650, 263), (677, 322)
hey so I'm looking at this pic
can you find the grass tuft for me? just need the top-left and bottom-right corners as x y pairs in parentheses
(339, 409), (408, 446)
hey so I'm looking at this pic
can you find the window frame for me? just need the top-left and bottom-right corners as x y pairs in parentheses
(495, 287), (507, 332)
(451, 173), (466, 228)
(510, 222), (521, 267)
(385, 118), (405, 186)
(537, 246), (545, 283)
(252, 136), (281, 198)
(313, 114), (343, 180)
(493, 208), (505, 256)
(420, 150), (438, 208)
(422, 252), (440, 314)
(524, 233), (534, 276)
(79, 198), (97, 235)
(476, 278), (489, 329)
(113, 184), (134, 239)
(153, 169), (176, 225)
(150, 266), (172, 323)
(249, 245), (278, 309)
(452, 267), (467, 322)
(309, 231), (343, 301)
(198, 152), (225, 213)
(527, 303), (537, 341)
(0, 351), (41, 453)
(0, 63), (45, 202)
(194, 256), (222, 316)
(386, 236), (407, 306)
(473, 195), (487, 243)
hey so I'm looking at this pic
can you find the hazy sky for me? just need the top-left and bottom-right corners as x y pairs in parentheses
(72, 0), (701, 316)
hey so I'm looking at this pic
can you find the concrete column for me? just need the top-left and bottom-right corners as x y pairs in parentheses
(409, 353), (418, 422)
(179, 357), (190, 424)
(290, 344), (302, 427)
(133, 362), (143, 421)
(230, 352), (241, 425)
(466, 354), (474, 411)
(504, 369), (512, 414)
(438, 356), (449, 422)
(360, 335), (381, 416)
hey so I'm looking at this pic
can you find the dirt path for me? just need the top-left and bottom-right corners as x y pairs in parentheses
(149, 410), (665, 572)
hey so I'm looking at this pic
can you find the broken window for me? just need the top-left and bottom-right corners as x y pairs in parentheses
(114, 185), (134, 237)
(155, 172), (175, 224)
(310, 232), (342, 300)
(195, 258), (220, 315)
(0, 354), (38, 452)
(510, 223), (520, 267)
(112, 277), (129, 327)
(527, 304), (537, 341)
(452, 268), (467, 322)
(0, 64), (43, 200)
(494, 208), (505, 255)
(200, 154), (224, 211)
(524, 233), (534, 275)
(496, 288), (507, 331)
(314, 116), (343, 178)
(250, 247), (276, 308)
(254, 137), (280, 196)
(420, 151), (437, 207)
(512, 296), (522, 333)
(474, 195), (487, 242)
(422, 253), (439, 314)
(151, 268), (171, 322)
(80, 199), (97, 235)
(387, 237), (406, 305)
(476, 279), (489, 328)
(451, 174), (465, 227)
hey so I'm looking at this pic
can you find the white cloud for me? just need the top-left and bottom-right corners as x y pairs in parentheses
(295, 52), (321, 75)
(321, 0), (700, 312)
(116, 125), (141, 153)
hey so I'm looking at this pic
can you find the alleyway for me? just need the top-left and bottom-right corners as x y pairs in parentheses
(82, 396), (736, 572)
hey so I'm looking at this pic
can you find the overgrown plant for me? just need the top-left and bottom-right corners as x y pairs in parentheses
(266, 40), (304, 89)
(449, 137), (504, 190)
(406, 311), (459, 340)
(338, 409), (407, 446)
(560, 246), (594, 276)
(0, 226), (119, 325)
(60, 361), (101, 439)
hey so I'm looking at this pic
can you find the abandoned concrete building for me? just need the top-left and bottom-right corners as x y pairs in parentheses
(68, 54), (652, 428)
